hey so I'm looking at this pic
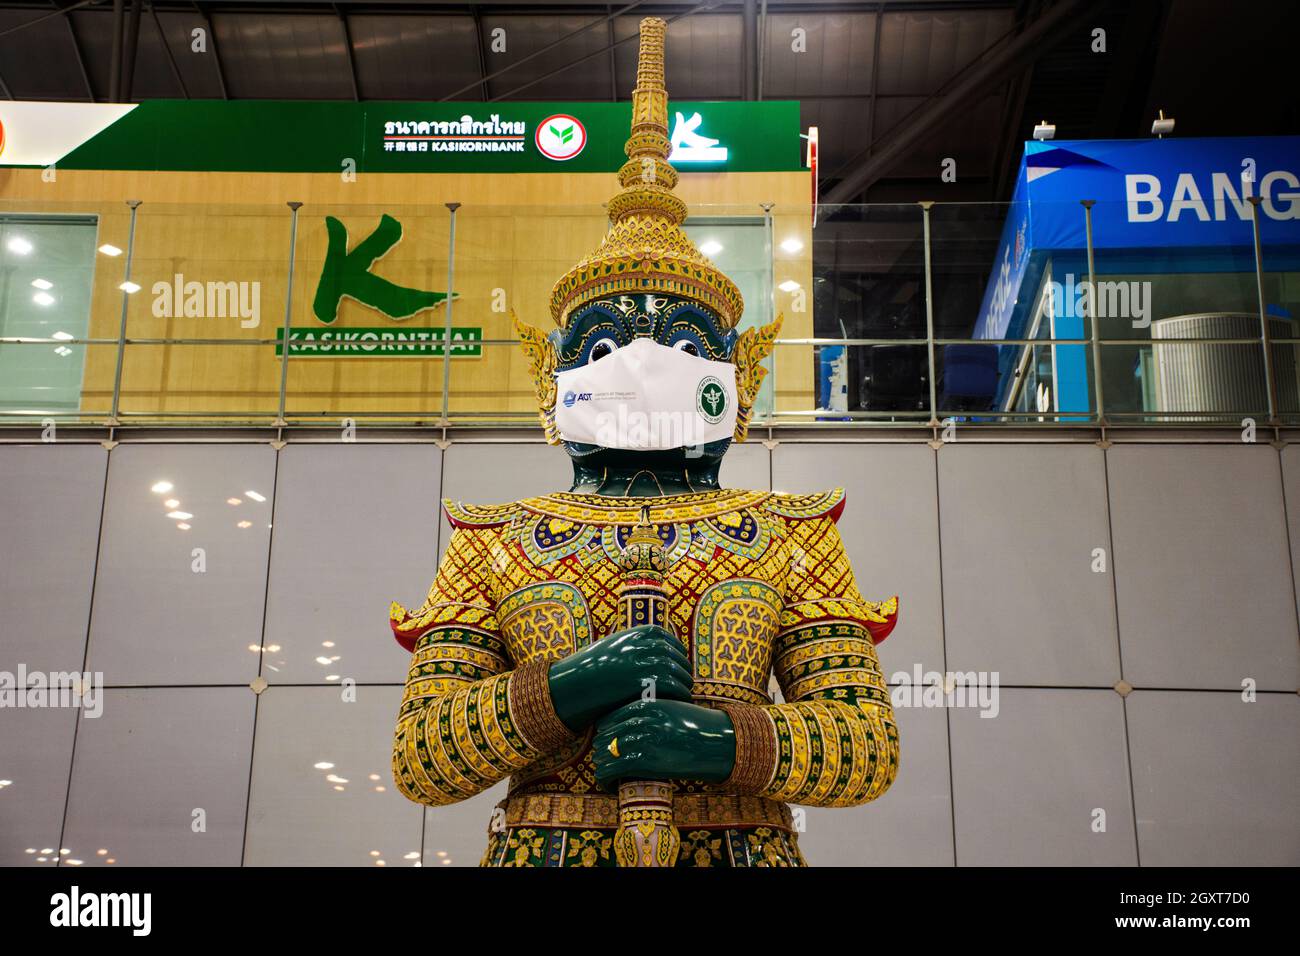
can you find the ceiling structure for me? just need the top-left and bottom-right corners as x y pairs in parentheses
(3, 0), (1296, 204)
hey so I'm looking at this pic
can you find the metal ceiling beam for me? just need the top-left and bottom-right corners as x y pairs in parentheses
(334, 2), (359, 100)
(121, 0), (143, 101)
(53, 0), (97, 100)
(742, 0), (755, 100)
(606, 2), (617, 100)
(148, 0), (190, 97)
(0, 0), (100, 39)
(439, 0), (648, 102)
(191, 1), (228, 98)
(470, 4), (490, 100)
(822, 0), (1094, 205)
(108, 0), (124, 101)
(489, 0), (723, 101)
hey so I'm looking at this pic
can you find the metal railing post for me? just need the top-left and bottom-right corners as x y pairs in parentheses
(1248, 195), (1279, 425)
(107, 199), (142, 426)
(441, 202), (461, 441)
(920, 201), (937, 426)
(275, 201), (302, 427)
(1081, 199), (1105, 424)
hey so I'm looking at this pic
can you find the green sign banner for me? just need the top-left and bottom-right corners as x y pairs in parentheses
(276, 327), (483, 357)
(56, 100), (802, 174)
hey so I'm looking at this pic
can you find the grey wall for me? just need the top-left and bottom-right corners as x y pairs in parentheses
(0, 436), (1296, 867)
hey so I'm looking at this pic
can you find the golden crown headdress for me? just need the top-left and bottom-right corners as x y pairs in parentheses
(548, 16), (744, 330)
(517, 16), (780, 446)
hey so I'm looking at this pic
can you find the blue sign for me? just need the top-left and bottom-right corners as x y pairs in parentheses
(967, 136), (1300, 415)
(974, 136), (1300, 342)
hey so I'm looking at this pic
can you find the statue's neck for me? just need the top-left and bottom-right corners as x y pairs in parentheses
(570, 458), (722, 497)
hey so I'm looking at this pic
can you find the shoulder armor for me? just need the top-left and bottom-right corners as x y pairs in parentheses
(441, 499), (521, 529)
(763, 488), (846, 523)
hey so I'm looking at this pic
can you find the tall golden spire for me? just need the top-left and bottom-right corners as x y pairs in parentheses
(549, 16), (744, 330)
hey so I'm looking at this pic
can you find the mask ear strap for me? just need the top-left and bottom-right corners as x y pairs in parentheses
(731, 313), (783, 443)
(513, 310), (562, 445)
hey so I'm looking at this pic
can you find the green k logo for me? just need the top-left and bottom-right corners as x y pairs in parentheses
(313, 214), (454, 324)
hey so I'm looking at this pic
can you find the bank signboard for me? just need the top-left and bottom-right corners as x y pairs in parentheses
(8, 99), (801, 174)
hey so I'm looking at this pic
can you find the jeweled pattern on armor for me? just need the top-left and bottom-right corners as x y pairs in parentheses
(391, 487), (899, 862)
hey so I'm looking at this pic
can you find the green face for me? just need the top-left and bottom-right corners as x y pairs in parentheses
(552, 293), (738, 461)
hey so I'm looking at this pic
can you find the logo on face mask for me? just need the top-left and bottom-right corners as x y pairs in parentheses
(553, 338), (738, 450)
(696, 377), (728, 424)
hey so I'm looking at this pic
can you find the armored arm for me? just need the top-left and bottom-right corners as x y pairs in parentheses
(391, 525), (576, 808)
(722, 508), (900, 808)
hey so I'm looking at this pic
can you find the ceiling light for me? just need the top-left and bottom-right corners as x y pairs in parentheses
(7, 236), (33, 255)
(164, 498), (179, 508)
(98, 244), (123, 257)
(1032, 120), (1056, 142)
(244, 490), (266, 502)
(1151, 109), (1175, 137)
(177, 523), (191, 530)
(33, 292), (54, 307)
(151, 481), (173, 494)
(237, 520), (252, 529)
(31, 278), (53, 290)
(226, 497), (241, 505)
(119, 281), (141, 294)
(699, 240), (723, 256)
(51, 331), (73, 341)
(780, 238), (803, 254)
(54, 346), (72, 357)
(166, 510), (193, 520)
(314, 762), (334, 770)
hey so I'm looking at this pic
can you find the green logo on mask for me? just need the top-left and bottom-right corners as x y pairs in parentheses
(696, 377), (728, 424)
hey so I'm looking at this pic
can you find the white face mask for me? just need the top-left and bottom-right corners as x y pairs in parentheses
(554, 337), (738, 450)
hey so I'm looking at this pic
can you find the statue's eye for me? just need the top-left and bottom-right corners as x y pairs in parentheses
(588, 338), (618, 363)
(674, 340), (700, 357)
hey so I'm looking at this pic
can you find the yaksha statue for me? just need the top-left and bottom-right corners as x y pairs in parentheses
(389, 16), (898, 867)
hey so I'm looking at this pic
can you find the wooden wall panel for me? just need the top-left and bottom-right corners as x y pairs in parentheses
(0, 169), (813, 421)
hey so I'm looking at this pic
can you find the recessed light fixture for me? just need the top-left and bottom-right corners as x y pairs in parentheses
(244, 490), (266, 502)
(51, 331), (73, 341)
(237, 520), (252, 529)
(119, 281), (141, 294)
(32, 292), (55, 307)
(7, 236), (33, 255)
(98, 244), (123, 257)
(166, 510), (193, 520)
(780, 238), (804, 254)
(177, 522), (191, 530)
(151, 481), (173, 494)
(54, 346), (73, 357)
(31, 278), (53, 290)
(699, 240), (723, 256)
(164, 498), (179, 508)
(226, 497), (241, 505)
(778, 280), (801, 293)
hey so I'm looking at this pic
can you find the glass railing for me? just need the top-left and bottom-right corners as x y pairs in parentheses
(1, 197), (1295, 430)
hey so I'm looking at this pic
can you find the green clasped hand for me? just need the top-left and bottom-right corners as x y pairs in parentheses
(546, 624), (738, 787)
(547, 624), (693, 732)
(593, 699), (736, 791)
